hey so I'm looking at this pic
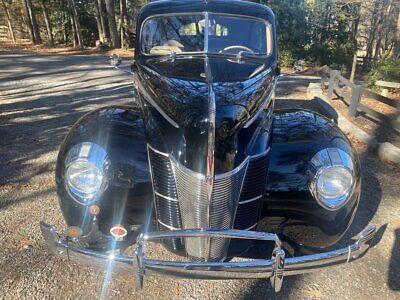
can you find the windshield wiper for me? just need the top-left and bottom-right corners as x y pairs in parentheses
(236, 51), (267, 59)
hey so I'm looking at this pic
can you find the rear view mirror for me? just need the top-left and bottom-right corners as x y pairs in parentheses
(110, 53), (122, 67)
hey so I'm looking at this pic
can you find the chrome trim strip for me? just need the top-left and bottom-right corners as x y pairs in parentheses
(136, 72), (179, 129)
(205, 52), (215, 260)
(147, 144), (169, 157)
(158, 220), (179, 231)
(205, 54), (215, 196)
(147, 145), (268, 181)
(214, 157), (250, 180)
(243, 77), (277, 128)
(249, 147), (270, 160)
(155, 191), (178, 202)
(147, 145), (161, 231)
(204, 12), (209, 53)
(40, 222), (376, 290)
(239, 195), (263, 205)
(244, 223), (258, 230)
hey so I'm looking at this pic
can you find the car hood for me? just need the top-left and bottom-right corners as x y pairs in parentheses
(135, 55), (275, 174)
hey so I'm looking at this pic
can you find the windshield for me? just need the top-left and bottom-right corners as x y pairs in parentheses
(141, 14), (272, 56)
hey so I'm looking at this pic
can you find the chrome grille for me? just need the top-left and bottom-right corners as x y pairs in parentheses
(148, 147), (183, 251)
(235, 151), (270, 230)
(148, 145), (270, 261)
(173, 162), (210, 259)
(173, 159), (248, 261)
(209, 168), (248, 260)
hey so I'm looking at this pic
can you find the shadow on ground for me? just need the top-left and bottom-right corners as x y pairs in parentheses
(0, 52), (135, 209)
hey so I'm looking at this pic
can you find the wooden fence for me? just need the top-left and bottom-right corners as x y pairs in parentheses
(320, 66), (400, 133)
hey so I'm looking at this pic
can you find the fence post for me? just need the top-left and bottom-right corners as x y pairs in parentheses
(320, 75), (326, 89)
(348, 85), (362, 118)
(328, 70), (339, 100)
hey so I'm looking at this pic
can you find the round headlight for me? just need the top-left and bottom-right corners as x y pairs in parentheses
(315, 166), (353, 210)
(66, 160), (105, 197)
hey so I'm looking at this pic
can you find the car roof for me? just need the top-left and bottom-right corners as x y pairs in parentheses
(137, 0), (275, 25)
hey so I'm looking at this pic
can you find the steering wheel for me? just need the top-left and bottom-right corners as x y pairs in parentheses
(219, 45), (255, 54)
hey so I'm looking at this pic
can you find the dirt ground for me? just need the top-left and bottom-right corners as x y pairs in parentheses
(323, 86), (400, 148)
(0, 41), (135, 58)
(0, 51), (399, 299)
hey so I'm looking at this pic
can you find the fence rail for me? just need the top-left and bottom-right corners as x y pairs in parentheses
(320, 66), (400, 133)
(375, 80), (400, 89)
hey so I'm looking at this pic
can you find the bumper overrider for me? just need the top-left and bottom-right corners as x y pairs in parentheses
(40, 222), (376, 292)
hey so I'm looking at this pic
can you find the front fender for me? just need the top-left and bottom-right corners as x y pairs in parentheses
(261, 109), (360, 252)
(55, 106), (152, 241)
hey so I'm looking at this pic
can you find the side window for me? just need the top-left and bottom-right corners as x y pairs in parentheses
(215, 24), (228, 36)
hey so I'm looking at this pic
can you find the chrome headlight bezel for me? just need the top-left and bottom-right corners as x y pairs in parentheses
(309, 148), (356, 211)
(64, 142), (109, 204)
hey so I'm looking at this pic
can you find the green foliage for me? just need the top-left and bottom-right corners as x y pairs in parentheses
(279, 48), (296, 67)
(367, 58), (400, 87)
(76, 1), (98, 46)
(305, 0), (356, 67)
(262, 0), (309, 67)
(257, 0), (358, 68)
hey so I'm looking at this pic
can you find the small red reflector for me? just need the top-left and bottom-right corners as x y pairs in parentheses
(64, 226), (83, 238)
(110, 225), (127, 239)
(89, 204), (100, 216)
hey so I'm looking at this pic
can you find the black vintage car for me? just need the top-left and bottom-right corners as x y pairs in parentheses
(40, 0), (376, 292)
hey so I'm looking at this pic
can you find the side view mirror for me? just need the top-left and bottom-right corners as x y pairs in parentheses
(110, 53), (122, 67)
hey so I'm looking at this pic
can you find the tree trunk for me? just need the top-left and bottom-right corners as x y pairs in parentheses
(22, 0), (36, 43)
(120, 0), (126, 48)
(364, 0), (380, 69)
(62, 22), (67, 44)
(39, 0), (54, 46)
(59, 0), (67, 44)
(26, 0), (42, 44)
(67, 0), (83, 48)
(105, 0), (120, 48)
(70, 14), (77, 48)
(350, 3), (361, 83)
(392, 8), (400, 57)
(93, 0), (105, 42)
(373, 0), (391, 61)
(98, 0), (110, 43)
(1, 0), (16, 43)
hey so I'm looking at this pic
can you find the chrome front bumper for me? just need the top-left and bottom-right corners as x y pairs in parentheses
(40, 222), (376, 292)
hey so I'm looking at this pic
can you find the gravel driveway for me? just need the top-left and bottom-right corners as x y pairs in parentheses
(0, 52), (399, 299)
